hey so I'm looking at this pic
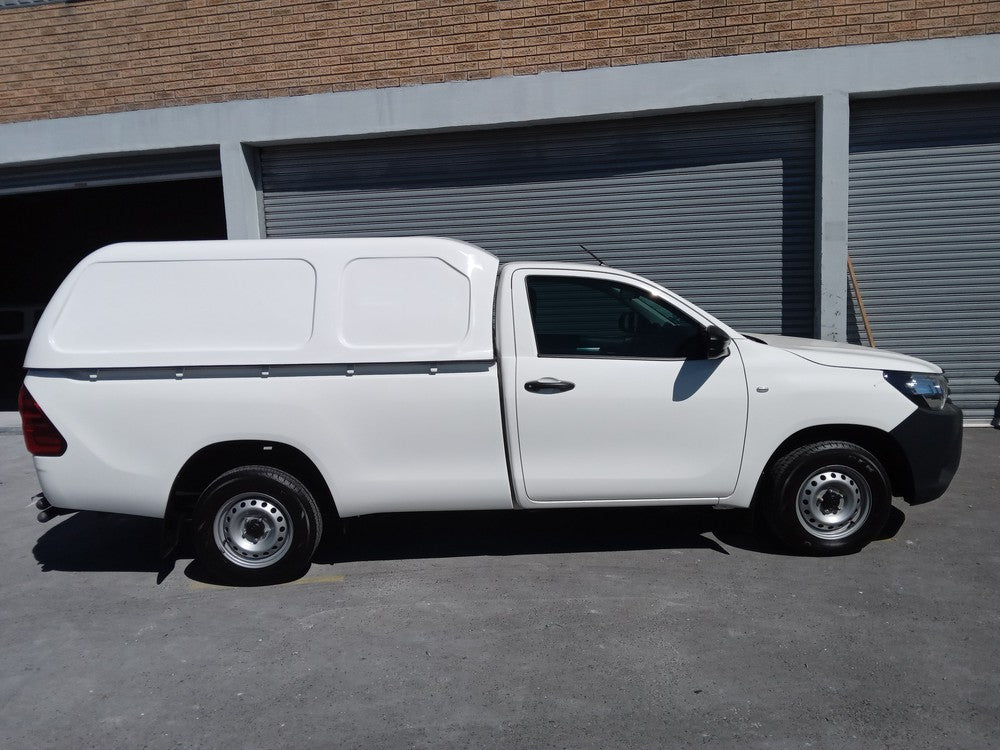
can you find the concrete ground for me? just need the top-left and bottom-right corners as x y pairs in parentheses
(0, 425), (997, 750)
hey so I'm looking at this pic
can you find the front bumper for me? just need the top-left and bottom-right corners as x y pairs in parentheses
(890, 401), (963, 504)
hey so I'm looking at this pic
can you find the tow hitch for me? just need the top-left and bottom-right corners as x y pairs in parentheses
(33, 494), (74, 523)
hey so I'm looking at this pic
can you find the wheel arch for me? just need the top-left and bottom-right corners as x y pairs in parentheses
(162, 440), (338, 557)
(750, 424), (913, 508)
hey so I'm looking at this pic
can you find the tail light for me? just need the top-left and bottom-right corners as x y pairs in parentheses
(18, 385), (67, 457)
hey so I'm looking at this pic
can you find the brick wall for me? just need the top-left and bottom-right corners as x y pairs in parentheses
(2, 0), (997, 124)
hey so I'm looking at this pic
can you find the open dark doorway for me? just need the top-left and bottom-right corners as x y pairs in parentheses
(0, 177), (227, 409)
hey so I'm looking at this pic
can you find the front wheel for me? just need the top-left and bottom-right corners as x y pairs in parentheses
(193, 465), (323, 584)
(763, 441), (891, 555)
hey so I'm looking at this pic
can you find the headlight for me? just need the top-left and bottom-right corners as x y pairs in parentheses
(883, 370), (950, 410)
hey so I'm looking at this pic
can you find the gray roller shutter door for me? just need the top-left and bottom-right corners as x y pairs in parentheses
(262, 105), (815, 336)
(0, 150), (222, 196)
(849, 92), (1000, 421)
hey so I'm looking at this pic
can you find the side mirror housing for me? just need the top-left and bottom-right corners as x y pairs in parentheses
(704, 325), (731, 360)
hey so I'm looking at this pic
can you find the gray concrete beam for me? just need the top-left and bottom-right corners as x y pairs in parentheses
(1, 36), (997, 167)
(815, 93), (851, 342)
(220, 143), (264, 240)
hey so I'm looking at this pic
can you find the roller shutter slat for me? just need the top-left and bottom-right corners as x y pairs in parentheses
(0, 150), (222, 196)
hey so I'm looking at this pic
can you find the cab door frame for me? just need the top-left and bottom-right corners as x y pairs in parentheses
(496, 263), (749, 509)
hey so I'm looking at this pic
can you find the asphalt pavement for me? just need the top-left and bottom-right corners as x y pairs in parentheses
(0, 425), (998, 749)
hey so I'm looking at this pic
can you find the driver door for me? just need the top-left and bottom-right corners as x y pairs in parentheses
(511, 269), (748, 503)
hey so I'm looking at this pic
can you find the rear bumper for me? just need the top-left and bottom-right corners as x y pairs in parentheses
(890, 401), (963, 505)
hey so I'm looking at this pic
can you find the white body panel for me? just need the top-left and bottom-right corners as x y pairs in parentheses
(26, 365), (512, 518)
(749, 333), (941, 373)
(719, 339), (918, 508)
(51, 258), (317, 355)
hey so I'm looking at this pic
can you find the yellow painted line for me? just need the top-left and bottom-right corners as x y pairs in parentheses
(289, 574), (346, 586)
(187, 574), (345, 591)
(188, 581), (228, 591)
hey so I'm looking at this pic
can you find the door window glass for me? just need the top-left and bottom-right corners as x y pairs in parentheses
(526, 275), (703, 358)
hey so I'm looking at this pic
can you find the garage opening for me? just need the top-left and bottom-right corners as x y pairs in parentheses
(0, 177), (227, 409)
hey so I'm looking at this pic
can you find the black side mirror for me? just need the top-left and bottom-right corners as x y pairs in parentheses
(704, 325), (730, 360)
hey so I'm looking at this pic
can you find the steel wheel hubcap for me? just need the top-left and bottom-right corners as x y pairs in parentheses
(795, 466), (871, 540)
(213, 492), (293, 569)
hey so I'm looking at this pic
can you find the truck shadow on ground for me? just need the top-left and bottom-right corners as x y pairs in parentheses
(182, 506), (751, 584)
(315, 506), (740, 565)
(308, 504), (905, 566)
(32, 503), (905, 583)
(32, 512), (164, 573)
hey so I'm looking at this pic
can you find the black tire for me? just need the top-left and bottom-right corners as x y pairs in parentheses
(763, 441), (891, 555)
(193, 465), (323, 585)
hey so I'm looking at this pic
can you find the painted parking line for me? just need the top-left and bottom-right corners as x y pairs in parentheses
(289, 574), (346, 586)
(187, 574), (345, 591)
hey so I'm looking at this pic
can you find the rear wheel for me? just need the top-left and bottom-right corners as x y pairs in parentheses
(764, 441), (891, 555)
(193, 465), (323, 585)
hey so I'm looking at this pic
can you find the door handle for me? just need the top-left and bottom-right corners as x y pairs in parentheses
(524, 378), (575, 393)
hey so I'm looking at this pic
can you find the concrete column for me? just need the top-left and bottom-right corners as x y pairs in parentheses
(220, 142), (264, 239)
(814, 92), (850, 341)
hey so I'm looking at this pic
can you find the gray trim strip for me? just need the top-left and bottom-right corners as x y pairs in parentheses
(28, 361), (496, 381)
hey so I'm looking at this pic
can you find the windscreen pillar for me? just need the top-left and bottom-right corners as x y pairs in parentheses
(814, 93), (850, 342)
(221, 142), (264, 240)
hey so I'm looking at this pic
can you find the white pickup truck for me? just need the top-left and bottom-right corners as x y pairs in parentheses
(20, 238), (962, 583)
